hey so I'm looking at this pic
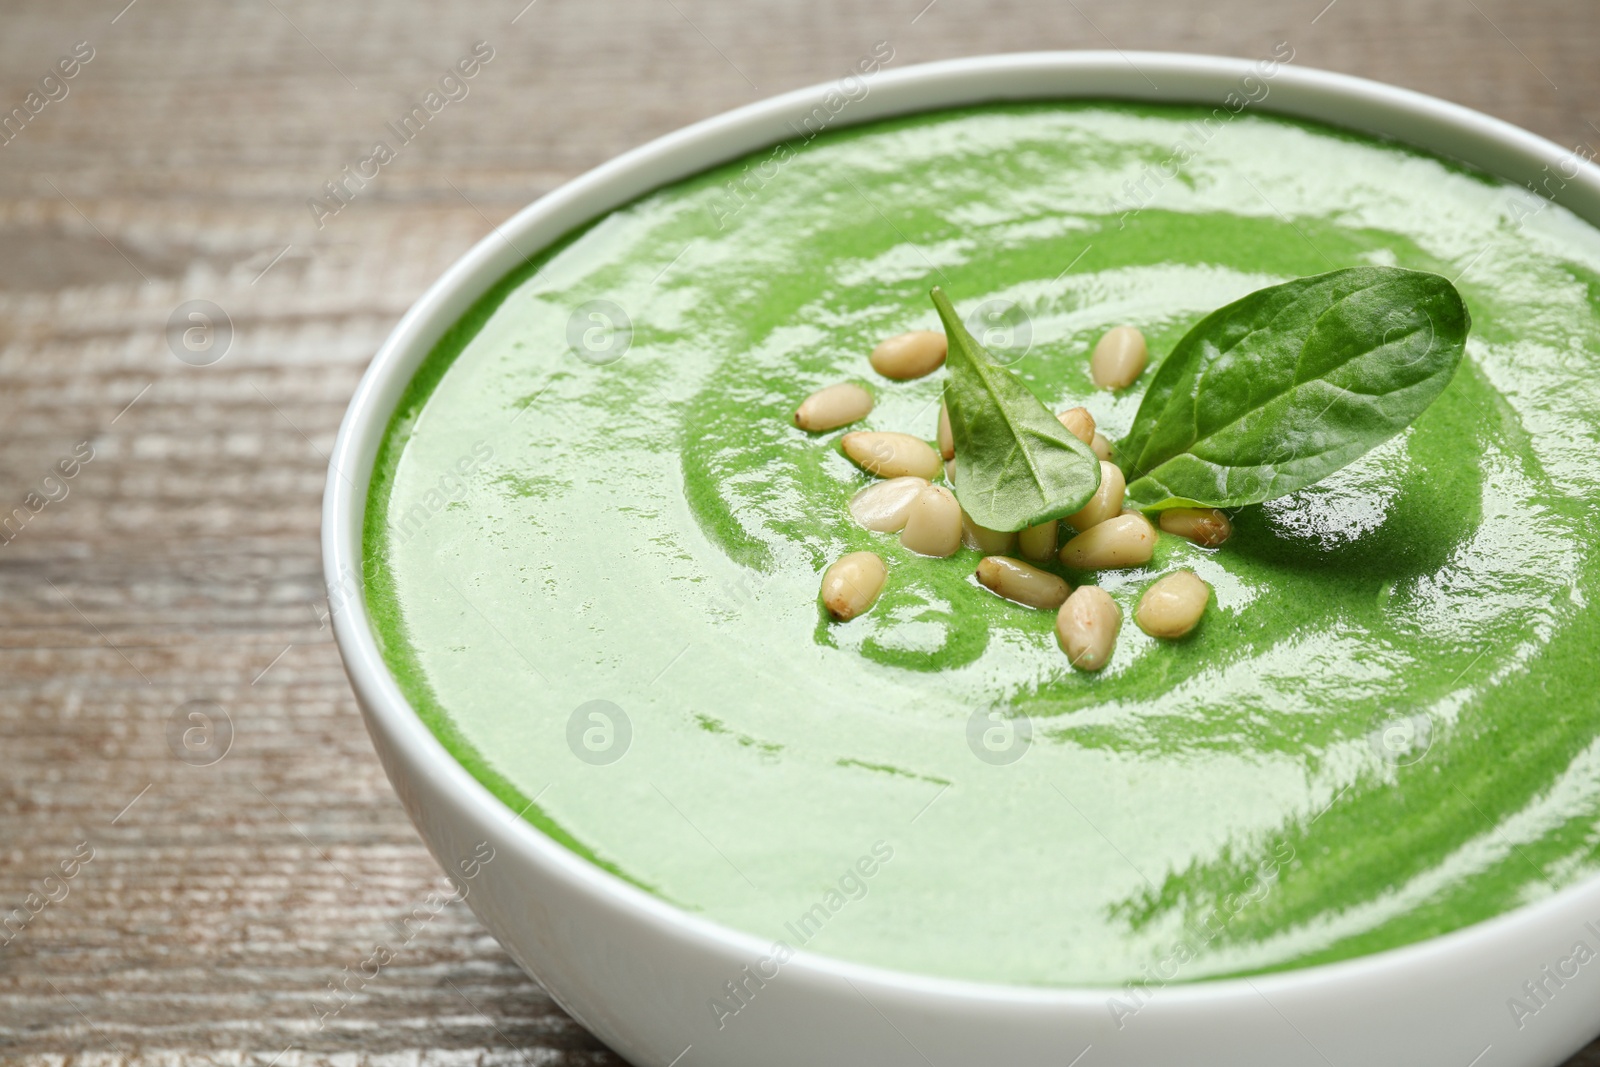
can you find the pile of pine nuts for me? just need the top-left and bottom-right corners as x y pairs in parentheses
(797, 323), (1231, 671)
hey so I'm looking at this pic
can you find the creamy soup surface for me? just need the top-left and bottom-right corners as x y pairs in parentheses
(365, 103), (1600, 986)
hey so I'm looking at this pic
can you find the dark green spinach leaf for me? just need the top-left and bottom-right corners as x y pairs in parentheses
(1120, 266), (1470, 511)
(931, 287), (1101, 532)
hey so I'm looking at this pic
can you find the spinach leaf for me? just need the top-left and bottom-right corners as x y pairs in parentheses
(931, 287), (1101, 532)
(1120, 266), (1470, 511)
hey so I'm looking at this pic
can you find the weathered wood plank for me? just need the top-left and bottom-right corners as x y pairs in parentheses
(1, 0), (1596, 1063)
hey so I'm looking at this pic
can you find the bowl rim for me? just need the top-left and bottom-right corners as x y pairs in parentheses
(323, 48), (1600, 1006)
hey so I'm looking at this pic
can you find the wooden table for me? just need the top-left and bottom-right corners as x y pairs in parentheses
(2, 0), (1597, 1062)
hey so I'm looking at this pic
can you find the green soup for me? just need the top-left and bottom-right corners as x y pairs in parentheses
(364, 102), (1600, 987)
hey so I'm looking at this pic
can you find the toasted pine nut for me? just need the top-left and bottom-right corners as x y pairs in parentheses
(1136, 569), (1210, 638)
(849, 476), (929, 532)
(842, 431), (941, 480)
(821, 551), (887, 621)
(977, 556), (1070, 610)
(961, 510), (1017, 556)
(1066, 461), (1127, 532)
(1056, 586), (1121, 671)
(1158, 507), (1233, 547)
(1090, 433), (1113, 461)
(1059, 512), (1156, 570)
(900, 484), (962, 557)
(1091, 326), (1147, 390)
(937, 402), (955, 459)
(1018, 519), (1059, 562)
(1057, 406), (1096, 446)
(794, 382), (873, 432)
(871, 330), (947, 380)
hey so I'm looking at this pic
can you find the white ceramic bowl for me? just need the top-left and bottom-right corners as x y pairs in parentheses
(325, 52), (1600, 1067)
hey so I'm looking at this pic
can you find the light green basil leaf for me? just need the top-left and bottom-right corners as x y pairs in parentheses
(1120, 266), (1470, 511)
(931, 287), (1101, 533)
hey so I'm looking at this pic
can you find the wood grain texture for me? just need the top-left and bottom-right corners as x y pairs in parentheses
(1, 0), (1597, 1063)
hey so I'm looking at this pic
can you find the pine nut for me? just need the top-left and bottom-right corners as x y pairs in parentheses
(1136, 569), (1210, 638)
(977, 556), (1070, 610)
(1091, 326), (1147, 390)
(1018, 519), (1059, 562)
(937, 402), (955, 459)
(961, 510), (1017, 556)
(794, 382), (873, 432)
(1059, 512), (1156, 570)
(944, 457), (957, 483)
(821, 551), (887, 621)
(900, 484), (962, 557)
(849, 476), (929, 532)
(841, 431), (941, 480)
(1057, 406), (1096, 446)
(1056, 586), (1121, 671)
(870, 330), (947, 380)
(1158, 507), (1233, 547)
(1090, 433), (1113, 461)
(1066, 461), (1126, 532)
